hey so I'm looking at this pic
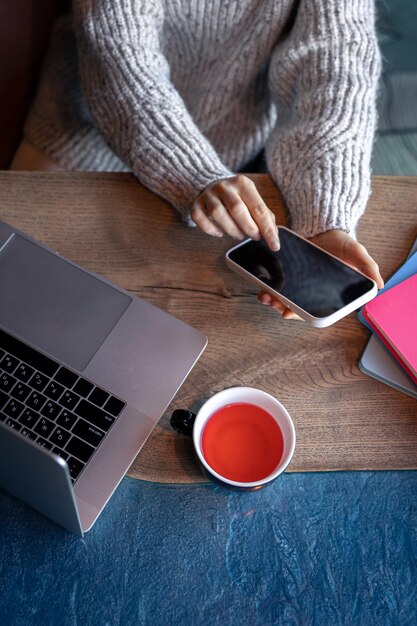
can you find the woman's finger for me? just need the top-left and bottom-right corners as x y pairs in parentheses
(219, 184), (261, 240)
(310, 231), (384, 290)
(203, 192), (245, 240)
(236, 178), (280, 251)
(341, 239), (384, 289)
(358, 259), (383, 289)
(258, 291), (302, 319)
(190, 201), (224, 237)
(282, 308), (302, 320)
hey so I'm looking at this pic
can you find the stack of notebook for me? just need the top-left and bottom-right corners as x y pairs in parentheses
(358, 238), (417, 399)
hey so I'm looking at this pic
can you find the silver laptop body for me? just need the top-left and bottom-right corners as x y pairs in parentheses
(0, 220), (207, 535)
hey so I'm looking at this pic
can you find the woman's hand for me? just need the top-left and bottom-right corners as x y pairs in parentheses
(258, 229), (384, 319)
(191, 175), (280, 251)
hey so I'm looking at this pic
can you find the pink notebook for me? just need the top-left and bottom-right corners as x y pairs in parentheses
(362, 272), (417, 384)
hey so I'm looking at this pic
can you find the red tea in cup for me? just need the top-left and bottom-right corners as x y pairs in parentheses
(201, 402), (284, 483)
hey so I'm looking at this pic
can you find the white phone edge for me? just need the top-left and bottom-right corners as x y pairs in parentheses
(225, 227), (378, 328)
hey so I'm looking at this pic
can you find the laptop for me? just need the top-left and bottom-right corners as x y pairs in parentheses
(0, 219), (207, 535)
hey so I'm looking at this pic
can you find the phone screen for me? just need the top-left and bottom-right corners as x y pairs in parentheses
(227, 229), (375, 318)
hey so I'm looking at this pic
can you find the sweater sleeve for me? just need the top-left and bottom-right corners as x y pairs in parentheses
(265, 0), (381, 238)
(72, 0), (233, 217)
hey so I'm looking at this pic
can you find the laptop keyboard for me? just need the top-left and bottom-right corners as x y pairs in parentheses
(0, 329), (126, 484)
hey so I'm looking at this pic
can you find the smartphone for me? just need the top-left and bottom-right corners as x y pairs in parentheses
(225, 226), (378, 327)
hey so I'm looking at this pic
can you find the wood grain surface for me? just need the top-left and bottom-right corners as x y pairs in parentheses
(0, 172), (416, 482)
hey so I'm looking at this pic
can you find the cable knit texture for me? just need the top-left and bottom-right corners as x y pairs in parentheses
(24, 0), (381, 237)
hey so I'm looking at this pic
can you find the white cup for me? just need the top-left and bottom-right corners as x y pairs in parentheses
(171, 387), (296, 490)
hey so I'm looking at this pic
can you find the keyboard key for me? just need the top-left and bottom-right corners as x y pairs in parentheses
(3, 399), (24, 419)
(29, 371), (49, 392)
(66, 436), (95, 463)
(66, 456), (84, 481)
(5, 417), (21, 431)
(49, 426), (71, 447)
(14, 363), (35, 383)
(60, 390), (80, 411)
(54, 367), (78, 389)
(26, 391), (47, 411)
(0, 372), (17, 393)
(0, 354), (19, 374)
(44, 381), (65, 401)
(75, 400), (114, 432)
(73, 378), (94, 398)
(0, 329), (59, 377)
(52, 447), (69, 461)
(0, 390), (8, 410)
(103, 396), (126, 417)
(89, 387), (109, 407)
(56, 409), (77, 430)
(0, 349), (4, 361)
(72, 419), (105, 447)
(0, 412), (6, 422)
(35, 437), (53, 450)
(10, 382), (31, 402)
(20, 428), (37, 440)
(19, 407), (41, 429)
(41, 400), (62, 420)
(34, 417), (55, 438)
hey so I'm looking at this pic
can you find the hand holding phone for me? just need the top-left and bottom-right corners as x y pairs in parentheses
(226, 226), (378, 327)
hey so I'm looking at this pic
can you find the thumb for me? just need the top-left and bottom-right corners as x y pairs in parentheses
(342, 240), (384, 289)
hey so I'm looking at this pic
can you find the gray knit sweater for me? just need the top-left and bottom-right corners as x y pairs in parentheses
(25, 0), (381, 238)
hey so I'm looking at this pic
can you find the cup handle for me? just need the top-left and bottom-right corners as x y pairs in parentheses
(170, 409), (196, 437)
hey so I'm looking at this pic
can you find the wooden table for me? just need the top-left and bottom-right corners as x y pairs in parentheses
(0, 172), (416, 482)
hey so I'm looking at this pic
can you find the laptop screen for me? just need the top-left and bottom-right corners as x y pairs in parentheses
(0, 234), (131, 370)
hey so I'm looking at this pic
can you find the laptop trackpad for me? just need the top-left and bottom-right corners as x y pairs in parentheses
(0, 234), (131, 371)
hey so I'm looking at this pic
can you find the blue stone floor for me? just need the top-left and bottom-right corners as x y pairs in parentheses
(1, 472), (417, 626)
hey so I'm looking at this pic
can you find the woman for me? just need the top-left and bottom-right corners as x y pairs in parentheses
(13, 0), (384, 315)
